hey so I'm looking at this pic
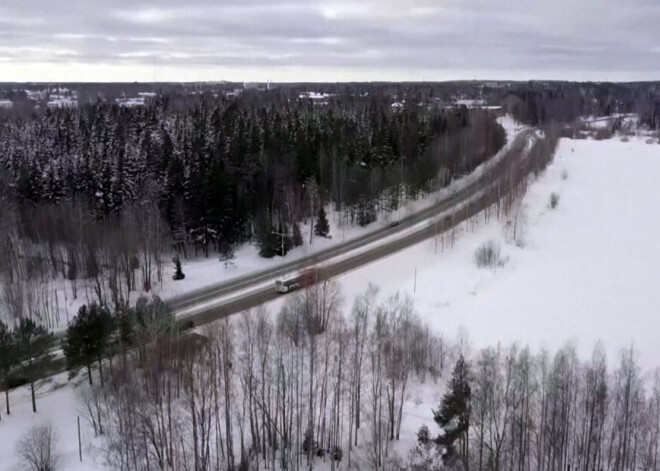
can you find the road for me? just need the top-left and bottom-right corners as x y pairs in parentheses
(31, 126), (548, 381)
(175, 127), (545, 327)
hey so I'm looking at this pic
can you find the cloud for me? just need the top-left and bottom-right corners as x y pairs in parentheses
(0, 0), (659, 81)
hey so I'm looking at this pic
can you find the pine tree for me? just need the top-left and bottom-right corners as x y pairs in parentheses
(14, 318), (52, 413)
(62, 303), (115, 386)
(432, 355), (471, 469)
(129, 296), (182, 358)
(293, 221), (303, 247)
(256, 216), (280, 258)
(173, 256), (185, 280)
(315, 206), (330, 237)
(0, 320), (16, 418)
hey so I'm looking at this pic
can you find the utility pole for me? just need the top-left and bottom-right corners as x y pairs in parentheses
(414, 268), (417, 294)
(271, 229), (293, 262)
(399, 157), (404, 221)
(78, 415), (82, 462)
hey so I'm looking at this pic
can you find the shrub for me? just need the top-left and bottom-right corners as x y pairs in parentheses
(219, 241), (236, 268)
(172, 257), (185, 280)
(331, 446), (343, 461)
(302, 431), (319, 455)
(474, 241), (502, 269)
(550, 192), (560, 209)
(561, 169), (568, 180)
(315, 207), (330, 237)
(17, 424), (59, 471)
(417, 425), (431, 446)
(594, 127), (613, 140)
(620, 135), (630, 142)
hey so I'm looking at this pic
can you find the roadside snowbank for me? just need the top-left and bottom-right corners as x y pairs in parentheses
(313, 136), (660, 372)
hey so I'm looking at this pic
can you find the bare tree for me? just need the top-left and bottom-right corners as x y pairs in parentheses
(17, 424), (60, 471)
(607, 346), (644, 471)
(348, 283), (378, 465)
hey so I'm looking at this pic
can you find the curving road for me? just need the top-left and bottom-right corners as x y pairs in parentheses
(175, 127), (544, 327)
(34, 126), (547, 380)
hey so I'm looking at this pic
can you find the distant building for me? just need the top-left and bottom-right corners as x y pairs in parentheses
(116, 97), (145, 107)
(26, 89), (47, 101)
(47, 95), (78, 108)
(300, 92), (332, 100)
(0, 99), (13, 109)
(444, 99), (502, 112)
(224, 88), (242, 97)
(299, 92), (333, 105)
(455, 99), (487, 108)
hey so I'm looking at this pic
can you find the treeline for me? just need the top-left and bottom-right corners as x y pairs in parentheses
(4, 80), (659, 129)
(0, 199), (168, 326)
(0, 92), (504, 327)
(495, 81), (660, 128)
(0, 111), (557, 331)
(5, 281), (659, 471)
(0, 295), (187, 420)
(0, 95), (504, 256)
(61, 283), (449, 471)
(413, 343), (660, 471)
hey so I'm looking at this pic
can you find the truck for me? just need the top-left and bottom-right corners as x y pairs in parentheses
(275, 267), (319, 293)
(275, 273), (300, 293)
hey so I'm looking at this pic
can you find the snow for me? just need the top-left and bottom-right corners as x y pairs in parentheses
(22, 114), (524, 332)
(3, 134), (659, 470)
(26, 90), (47, 101)
(158, 116), (525, 299)
(293, 136), (660, 372)
(116, 97), (145, 107)
(455, 99), (486, 107)
(47, 97), (78, 108)
(0, 373), (108, 471)
(299, 92), (333, 100)
(0, 364), (442, 471)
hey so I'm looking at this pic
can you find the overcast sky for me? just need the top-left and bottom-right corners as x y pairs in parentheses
(1, 0), (659, 82)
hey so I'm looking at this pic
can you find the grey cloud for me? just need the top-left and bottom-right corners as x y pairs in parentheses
(0, 0), (659, 81)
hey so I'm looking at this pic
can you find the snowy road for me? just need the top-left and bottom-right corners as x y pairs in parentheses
(39, 126), (544, 378)
(175, 127), (545, 326)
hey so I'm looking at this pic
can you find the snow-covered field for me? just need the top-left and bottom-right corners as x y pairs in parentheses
(287, 136), (660, 372)
(0, 373), (107, 470)
(0, 371), (445, 471)
(3, 134), (659, 470)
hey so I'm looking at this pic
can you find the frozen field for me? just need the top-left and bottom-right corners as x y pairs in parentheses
(311, 136), (660, 372)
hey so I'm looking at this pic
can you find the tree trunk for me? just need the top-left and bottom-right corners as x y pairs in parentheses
(98, 357), (104, 388)
(308, 334), (315, 471)
(31, 380), (36, 412)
